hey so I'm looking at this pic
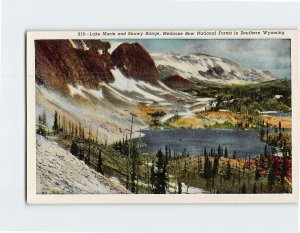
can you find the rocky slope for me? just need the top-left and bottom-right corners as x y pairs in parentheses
(36, 135), (129, 194)
(111, 42), (159, 85)
(35, 40), (114, 93)
(161, 75), (193, 89)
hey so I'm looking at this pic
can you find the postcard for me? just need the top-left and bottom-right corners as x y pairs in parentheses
(26, 30), (298, 203)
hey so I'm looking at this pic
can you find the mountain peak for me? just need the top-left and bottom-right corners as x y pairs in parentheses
(111, 42), (159, 84)
(152, 52), (277, 84)
(35, 40), (114, 93)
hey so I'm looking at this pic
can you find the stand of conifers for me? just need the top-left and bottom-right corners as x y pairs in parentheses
(36, 109), (292, 194)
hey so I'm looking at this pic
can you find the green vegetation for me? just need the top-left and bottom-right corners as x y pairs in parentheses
(147, 111), (166, 127)
(168, 148), (291, 194)
(204, 121), (237, 129)
(184, 79), (291, 114)
(36, 111), (48, 137)
(36, 105), (292, 194)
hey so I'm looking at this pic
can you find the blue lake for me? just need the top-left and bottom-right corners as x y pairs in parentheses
(259, 112), (291, 117)
(140, 128), (270, 158)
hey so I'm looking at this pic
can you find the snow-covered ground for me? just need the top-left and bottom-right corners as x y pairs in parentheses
(168, 181), (205, 194)
(181, 183), (204, 194)
(152, 51), (277, 84)
(36, 135), (129, 194)
(110, 68), (165, 103)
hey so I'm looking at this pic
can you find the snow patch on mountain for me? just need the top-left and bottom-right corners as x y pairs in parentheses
(88, 88), (104, 99)
(110, 68), (165, 102)
(102, 83), (136, 103)
(68, 84), (88, 99)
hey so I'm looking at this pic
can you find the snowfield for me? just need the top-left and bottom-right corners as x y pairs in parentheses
(152, 52), (277, 84)
(36, 135), (129, 194)
(110, 68), (165, 103)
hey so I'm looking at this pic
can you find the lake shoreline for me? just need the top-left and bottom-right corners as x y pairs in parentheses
(138, 127), (271, 158)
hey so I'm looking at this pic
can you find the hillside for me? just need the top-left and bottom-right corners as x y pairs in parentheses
(185, 79), (291, 113)
(36, 135), (129, 194)
(152, 52), (278, 84)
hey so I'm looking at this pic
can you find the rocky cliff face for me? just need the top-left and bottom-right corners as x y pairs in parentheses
(35, 40), (114, 93)
(35, 40), (160, 94)
(162, 75), (193, 89)
(111, 43), (159, 85)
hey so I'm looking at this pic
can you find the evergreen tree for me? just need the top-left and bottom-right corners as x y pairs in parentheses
(255, 166), (261, 181)
(224, 161), (232, 180)
(279, 121), (282, 132)
(217, 144), (222, 157)
(232, 150), (237, 159)
(152, 149), (167, 194)
(224, 147), (228, 158)
(267, 162), (275, 191)
(259, 127), (265, 139)
(75, 125), (78, 137)
(70, 141), (79, 157)
(212, 156), (219, 176)
(85, 143), (91, 165)
(58, 113), (61, 131)
(165, 146), (169, 164)
(238, 165), (241, 184)
(267, 157), (271, 170)
(42, 111), (47, 125)
(150, 163), (155, 189)
(97, 148), (104, 175)
(253, 182), (257, 194)
(203, 155), (212, 179)
(178, 182), (182, 194)
(198, 156), (202, 173)
(62, 116), (66, 132)
(78, 146), (84, 160)
(280, 156), (287, 186)
(38, 115), (42, 124)
(37, 114), (46, 136)
(82, 128), (85, 139)
(241, 183), (247, 193)
(264, 145), (269, 158)
(130, 143), (138, 193)
(53, 110), (58, 131)
(259, 153), (264, 169)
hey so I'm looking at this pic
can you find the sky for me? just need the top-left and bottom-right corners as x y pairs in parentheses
(110, 39), (291, 79)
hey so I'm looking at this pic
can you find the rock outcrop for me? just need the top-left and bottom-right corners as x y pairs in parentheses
(35, 40), (114, 93)
(162, 75), (193, 89)
(111, 43), (159, 85)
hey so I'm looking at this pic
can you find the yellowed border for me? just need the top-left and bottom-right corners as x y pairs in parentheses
(26, 30), (299, 204)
